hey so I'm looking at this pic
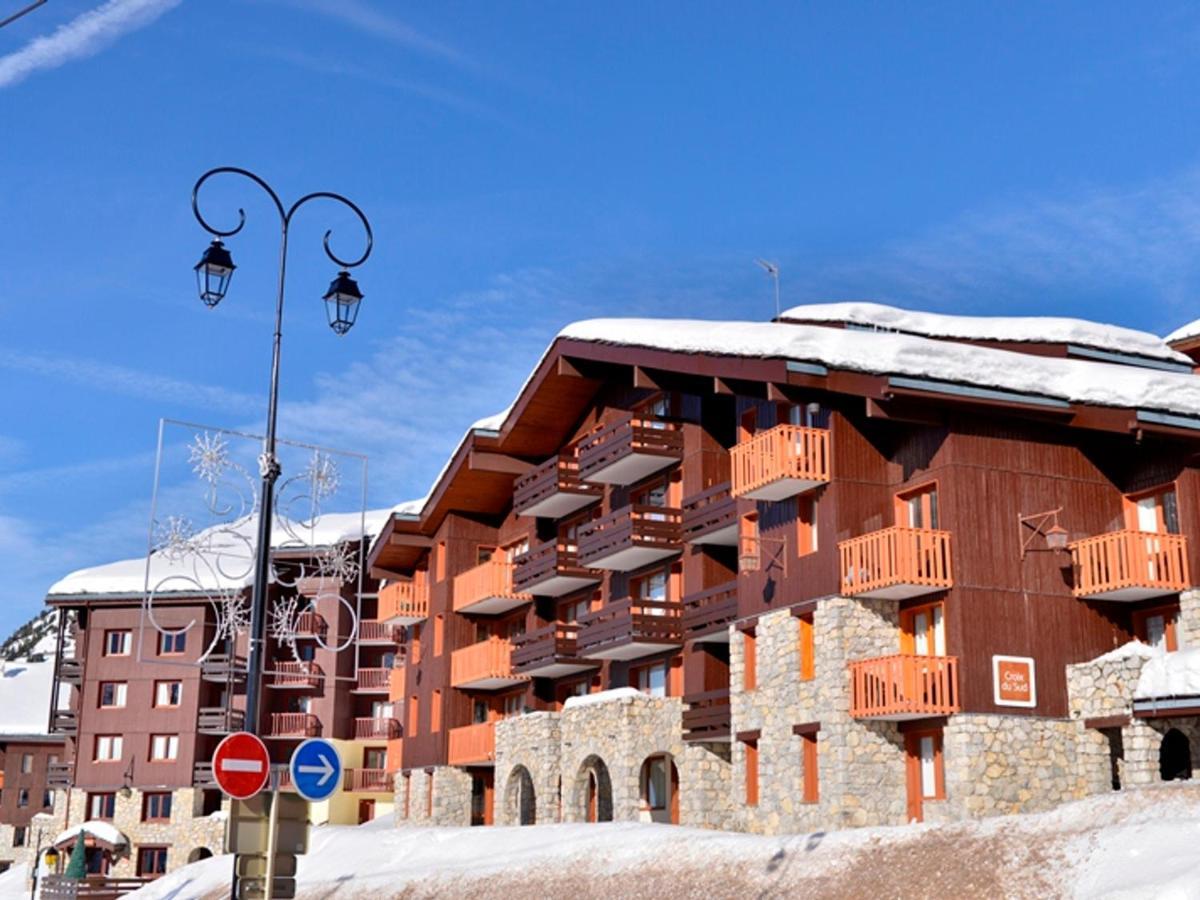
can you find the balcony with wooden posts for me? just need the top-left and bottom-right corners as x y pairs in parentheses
(682, 580), (738, 642)
(577, 504), (683, 571)
(358, 620), (399, 644)
(200, 653), (247, 683)
(353, 667), (391, 694)
(849, 654), (960, 720)
(269, 661), (324, 690)
(450, 637), (530, 690)
(354, 716), (401, 740)
(453, 559), (532, 615)
(682, 482), (738, 546)
(731, 424), (830, 501)
(576, 599), (684, 661)
(448, 721), (496, 766)
(512, 540), (602, 597)
(265, 712), (321, 738)
(56, 657), (83, 685)
(379, 579), (430, 626)
(197, 706), (246, 735)
(345, 768), (393, 792)
(46, 762), (71, 789)
(578, 417), (684, 485)
(1069, 530), (1190, 601)
(293, 611), (327, 639)
(839, 527), (953, 600)
(514, 452), (603, 519)
(683, 689), (731, 742)
(512, 623), (597, 678)
(193, 762), (217, 787)
(50, 710), (77, 736)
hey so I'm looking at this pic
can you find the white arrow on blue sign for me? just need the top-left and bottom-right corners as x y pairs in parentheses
(288, 738), (343, 802)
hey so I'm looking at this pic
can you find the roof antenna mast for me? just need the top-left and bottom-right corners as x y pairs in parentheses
(755, 258), (780, 319)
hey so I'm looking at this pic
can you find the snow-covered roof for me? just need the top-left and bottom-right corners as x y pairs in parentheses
(558, 318), (1200, 418)
(0, 659), (56, 736)
(563, 687), (643, 709)
(48, 509), (391, 598)
(54, 821), (127, 849)
(1165, 317), (1200, 345)
(1090, 640), (1162, 665)
(1135, 648), (1200, 700)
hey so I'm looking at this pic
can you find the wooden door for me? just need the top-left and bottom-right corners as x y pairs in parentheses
(587, 771), (598, 823)
(669, 760), (680, 825)
(358, 799), (375, 824)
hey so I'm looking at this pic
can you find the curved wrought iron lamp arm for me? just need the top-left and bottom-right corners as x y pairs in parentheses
(286, 192), (373, 269)
(191, 166), (287, 238)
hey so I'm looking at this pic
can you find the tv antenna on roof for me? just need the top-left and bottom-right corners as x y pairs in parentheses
(755, 258), (780, 319)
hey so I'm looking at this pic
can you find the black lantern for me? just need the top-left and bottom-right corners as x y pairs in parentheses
(322, 270), (363, 335)
(194, 239), (236, 308)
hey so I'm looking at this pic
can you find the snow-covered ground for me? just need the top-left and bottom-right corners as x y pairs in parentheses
(123, 783), (1200, 900)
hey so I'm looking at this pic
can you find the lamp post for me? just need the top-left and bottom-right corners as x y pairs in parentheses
(191, 167), (373, 740)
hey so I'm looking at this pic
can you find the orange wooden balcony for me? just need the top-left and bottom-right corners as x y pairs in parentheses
(358, 620), (399, 644)
(353, 667), (391, 693)
(453, 559), (532, 615)
(448, 721), (496, 766)
(1069, 530), (1190, 601)
(849, 654), (960, 720)
(269, 662), (324, 689)
(379, 579), (429, 626)
(681, 482), (738, 546)
(513, 540), (602, 597)
(512, 623), (596, 678)
(839, 526), (953, 600)
(514, 452), (603, 518)
(354, 716), (401, 740)
(576, 599), (684, 661)
(577, 503), (683, 571)
(450, 637), (530, 690)
(731, 424), (830, 501)
(265, 712), (321, 738)
(345, 768), (393, 792)
(578, 417), (684, 485)
(682, 580), (738, 641)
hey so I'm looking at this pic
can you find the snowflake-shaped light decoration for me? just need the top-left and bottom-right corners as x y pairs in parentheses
(317, 541), (359, 584)
(269, 596), (303, 661)
(218, 594), (251, 641)
(153, 515), (196, 560)
(306, 451), (340, 502)
(190, 432), (230, 485)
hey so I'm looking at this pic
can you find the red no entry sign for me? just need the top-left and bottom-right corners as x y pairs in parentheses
(213, 731), (270, 800)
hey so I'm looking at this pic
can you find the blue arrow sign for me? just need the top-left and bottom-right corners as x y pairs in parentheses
(289, 738), (343, 802)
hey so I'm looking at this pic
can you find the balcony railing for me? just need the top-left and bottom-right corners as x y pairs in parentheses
(450, 637), (529, 690)
(358, 620), (399, 644)
(56, 658), (83, 685)
(354, 717), (401, 740)
(576, 599), (684, 661)
(681, 482), (738, 546)
(448, 721), (496, 766)
(512, 540), (602, 597)
(379, 580), (430, 626)
(354, 667), (391, 693)
(514, 453), (603, 519)
(682, 689), (731, 742)
(682, 580), (738, 641)
(1069, 530), (1190, 601)
(839, 527), (953, 600)
(50, 710), (77, 736)
(345, 768), (393, 792)
(849, 654), (960, 720)
(452, 559), (532, 615)
(578, 417), (684, 485)
(512, 623), (596, 678)
(577, 504), (683, 571)
(270, 661), (324, 689)
(201, 653), (247, 683)
(294, 611), (327, 638)
(731, 424), (831, 501)
(193, 762), (216, 787)
(46, 762), (71, 789)
(265, 712), (321, 738)
(198, 706), (246, 735)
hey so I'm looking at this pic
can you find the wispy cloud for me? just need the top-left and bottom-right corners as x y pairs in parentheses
(0, 0), (179, 89)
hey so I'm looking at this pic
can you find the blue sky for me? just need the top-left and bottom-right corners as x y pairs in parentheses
(4, 0), (1200, 635)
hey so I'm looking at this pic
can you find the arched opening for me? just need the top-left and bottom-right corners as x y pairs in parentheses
(575, 755), (613, 823)
(504, 765), (536, 826)
(639, 753), (680, 824)
(1160, 728), (1192, 781)
(187, 847), (214, 864)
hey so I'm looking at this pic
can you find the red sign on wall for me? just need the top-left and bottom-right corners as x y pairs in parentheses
(992, 655), (1037, 708)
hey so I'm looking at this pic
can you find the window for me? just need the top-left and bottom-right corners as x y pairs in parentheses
(42, 790), (53, 809)
(431, 690), (442, 733)
(786, 401), (829, 429)
(94, 735), (122, 762)
(472, 699), (490, 724)
(1125, 486), (1180, 535)
(88, 792), (116, 819)
(434, 615), (444, 657)
(159, 631), (186, 655)
(743, 738), (759, 806)
(12, 826), (26, 847)
(476, 544), (498, 565)
(632, 662), (667, 698)
(503, 692), (523, 717)
(149, 735), (179, 762)
(562, 597), (591, 624)
(506, 617), (526, 640)
(154, 681), (183, 708)
(436, 540), (447, 581)
(136, 846), (169, 878)
(99, 682), (127, 709)
(896, 484), (938, 529)
(634, 479), (669, 514)
(742, 630), (757, 692)
(408, 695), (419, 737)
(20, 753), (33, 774)
(901, 603), (946, 657)
(800, 731), (819, 804)
(798, 614), (815, 681)
(634, 569), (668, 603)
(642, 394), (671, 424)
(1133, 604), (1180, 652)
(17, 789), (29, 807)
(797, 496), (818, 556)
(911, 730), (945, 800)
(104, 631), (131, 656)
(503, 537), (530, 562)
(142, 792), (172, 822)
(644, 755), (669, 811)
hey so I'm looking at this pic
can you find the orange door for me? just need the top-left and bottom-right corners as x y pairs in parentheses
(904, 730), (944, 823)
(669, 761), (680, 825)
(904, 734), (923, 822)
(587, 772), (598, 823)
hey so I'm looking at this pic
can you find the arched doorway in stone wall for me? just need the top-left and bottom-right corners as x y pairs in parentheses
(1160, 728), (1193, 781)
(639, 753), (679, 824)
(505, 765), (537, 825)
(575, 755), (613, 823)
(187, 847), (214, 864)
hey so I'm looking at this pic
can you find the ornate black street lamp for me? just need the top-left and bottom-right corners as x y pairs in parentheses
(190, 167), (373, 743)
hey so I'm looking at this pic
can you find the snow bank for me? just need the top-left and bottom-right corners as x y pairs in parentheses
(1165, 317), (1200, 345)
(53, 820), (127, 848)
(1135, 648), (1200, 699)
(563, 687), (643, 709)
(0, 658), (56, 735)
(1091, 640), (1162, 664)
(780, 301), (1188, 363)
(559, 318), (1200, 418)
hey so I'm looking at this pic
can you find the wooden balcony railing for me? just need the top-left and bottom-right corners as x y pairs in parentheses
(576, 599), (684, 660)
(266, 712), (321, 738)
(452, 559), (532, 615)
(1069, 530), (1190, 601)
(448, 721), (496, 766)
(578, 417), (684, 485)
(294, 611), (327, 638)
(731, 424), (831, 501)
(681, 482), (738, 546)
(56, 658), (83, 685)
(345, 768), (393, 792)
(46, 762), (71, 788)
(201, 653), (247, 683)
(354, 716), (401, 739)
(193, 762), (216, 787)
(379, 579), (430, 626)
(41, 874), (154, 896)
(450, 637), (529, 690)
(198, 706), (245, 735)
(270, 661), (324, 689)
(513, 540), (602, 597)
(682, 580), (739, 641)
(839, 526), (953, 600)
(849, 654), (960, 720)
(511, 623), (595, 677)
(514, 453), (603, 518)
(50, 711), (77, 736)
(358, 620), (399, 644)
(682, 688), (732, 742)
(577, 503), (683, 571)
(355, 667), (391, 692)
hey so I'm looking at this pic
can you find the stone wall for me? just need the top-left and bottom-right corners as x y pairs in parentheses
(1178, 589), (1200, 649)
(397, 766), (473, 827)
(494, 712), (562, 826)
(1066, 647), (1156, 722)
